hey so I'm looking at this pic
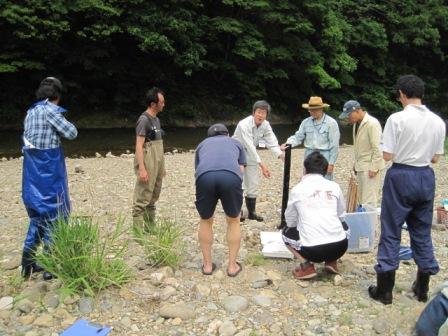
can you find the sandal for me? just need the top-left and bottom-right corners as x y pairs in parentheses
(227, 262), (243, 277)
(201, 263), (217, 275)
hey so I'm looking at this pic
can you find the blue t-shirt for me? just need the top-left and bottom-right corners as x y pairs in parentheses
(195, 135), (247, 180)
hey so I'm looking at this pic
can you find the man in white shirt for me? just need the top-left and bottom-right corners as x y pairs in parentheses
(368, 75), (446, 305)
(233, 100), (284, 221)
(282, 152), (349, 280)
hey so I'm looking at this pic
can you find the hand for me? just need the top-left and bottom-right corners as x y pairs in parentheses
(280, 143), (287, 151)
(260, 163), (271, 178)
(327, 164), (334, 174)
(368, 170), (378, 178)
(139, 168), (149, 183)
(278, 152), (285, 162)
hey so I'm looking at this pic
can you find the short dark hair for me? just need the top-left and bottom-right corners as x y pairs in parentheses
(396, 75), (425, 99)
(304, 152), (328, 176)
(36, 77), (63, 101)
(145, 87), (164, 107)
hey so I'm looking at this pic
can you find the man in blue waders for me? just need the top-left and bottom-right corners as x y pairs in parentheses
(21, 77), (78, 280)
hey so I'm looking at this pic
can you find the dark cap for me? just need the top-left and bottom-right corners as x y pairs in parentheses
(339, 100), (361, 119)
(207, 123), (229, 137)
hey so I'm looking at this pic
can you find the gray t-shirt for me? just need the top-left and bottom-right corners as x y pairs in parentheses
(195, 135), (246, 180)
(135, 112), (163, 141)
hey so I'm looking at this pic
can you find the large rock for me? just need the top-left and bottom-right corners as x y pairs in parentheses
(1, 253), (21, 270)
(0, 297), (13, 311)
(159, 303), (195, 320)
(222, 296), (249, 313)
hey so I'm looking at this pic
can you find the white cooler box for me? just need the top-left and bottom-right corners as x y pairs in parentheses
(346, 204), (378, 253)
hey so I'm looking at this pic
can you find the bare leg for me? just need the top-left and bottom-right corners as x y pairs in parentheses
(226, 215), (241, 274)
(286, 245), (306, 263)
(198, 217), (214, 273)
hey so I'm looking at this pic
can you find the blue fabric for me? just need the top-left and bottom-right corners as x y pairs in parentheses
(375, 164), (439, 274)
(195, 135), (246, 180)
(195, 170), (243, 219)
(22, 146), (70, 252)
(288, 114), (340, 164)
(24, 99), (77, 149)
(416, 292), (448, 336)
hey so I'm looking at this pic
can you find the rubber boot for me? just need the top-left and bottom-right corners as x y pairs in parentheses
(245, 197), (263, 222)
(412, 271), (431, 302)
(21, 250), (34, 279)
(43, 271), (55, 281)
(368, 271), (395, 305)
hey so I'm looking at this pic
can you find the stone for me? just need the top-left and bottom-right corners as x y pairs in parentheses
(373, 319), (388, 334)
(120, 316), (132, 328)
(34, 313), (53, 327)
(106, 151), (115, 158)
(253, 295), (271, 307)
(18, 314), (36, 325)
(1, 253), (21, 270)
(161, 286), (176, 300)
(207, 320), (223, 334)
(172, 317), (182, 325)
(79, 297), (93, 314)
(17, 299), (34, 313)
(251, 279), (273, 289)
(194, 283), (211, 297)
(222, 296), (249, 313)
(44, 295), (59, 309)
(159, 303), (195, 320)
(74, 164), (84, 173)
(333, 275), (343, 286)
(159, 266), (174, 278)
(0, 297), (13, 311)
(219, 320), (237, 336)
(95, 152), (102, 158)
(235, 330), (254, 336)
(150, 272), (165, 286)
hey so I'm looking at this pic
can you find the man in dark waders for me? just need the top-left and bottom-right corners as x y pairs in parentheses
(21, 77), (78, 280)
(368, 75), (445, 305)
(132, 87), (166, 229)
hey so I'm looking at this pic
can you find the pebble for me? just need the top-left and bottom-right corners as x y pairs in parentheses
(33, 313), (53, 327)
(79, 297), (93, 313)
(253, 295), (271, 307)
(159, 303), (195, 320)
(161, 286), (177, 300)
(219, 320), (237, 336)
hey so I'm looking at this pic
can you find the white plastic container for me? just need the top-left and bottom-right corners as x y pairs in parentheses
(345, 204), (378, 253)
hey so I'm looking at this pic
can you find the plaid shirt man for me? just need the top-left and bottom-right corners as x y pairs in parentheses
(24, 99), (77, 149)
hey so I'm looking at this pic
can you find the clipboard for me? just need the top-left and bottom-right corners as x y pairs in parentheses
(61, 319), (111, 336)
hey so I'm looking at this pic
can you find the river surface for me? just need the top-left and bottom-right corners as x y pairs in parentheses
(0, 124), (353, 158)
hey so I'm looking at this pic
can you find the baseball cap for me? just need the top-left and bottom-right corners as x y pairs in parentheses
(207, 123), (229, 137)
(339, 100), (361, 119)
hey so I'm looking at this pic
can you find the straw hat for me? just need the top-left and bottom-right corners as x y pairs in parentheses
(302, 96), (330, 110)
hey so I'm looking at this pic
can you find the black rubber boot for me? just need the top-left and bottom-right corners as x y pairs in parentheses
(21, 250), (34, 279)
(43, 271), (56, 281)
(412, 271), (430, 302)
(245, 197), (263, 222)
(368, 271), (395, 305)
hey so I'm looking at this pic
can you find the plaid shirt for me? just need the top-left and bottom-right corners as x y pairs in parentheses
(23, 100), (77, 149)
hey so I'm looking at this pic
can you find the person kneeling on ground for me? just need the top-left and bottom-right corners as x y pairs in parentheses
(195, 124), (246, 277)
(282, 152), (349, 280)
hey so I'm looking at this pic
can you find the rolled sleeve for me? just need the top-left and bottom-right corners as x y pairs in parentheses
(287, 121), (306, 148)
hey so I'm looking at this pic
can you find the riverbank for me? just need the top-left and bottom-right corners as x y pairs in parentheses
(1, 147), (447, 335)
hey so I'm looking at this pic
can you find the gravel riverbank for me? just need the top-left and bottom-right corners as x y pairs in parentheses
(1, 147), (447, 336)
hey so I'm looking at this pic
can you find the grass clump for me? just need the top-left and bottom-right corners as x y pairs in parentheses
(245, 253), (268, 266)
(132, 218), (185, 268)
(35, 216), (131, 296)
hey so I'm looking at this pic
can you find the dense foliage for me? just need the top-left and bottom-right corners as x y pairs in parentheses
(1, 0), (447, 127)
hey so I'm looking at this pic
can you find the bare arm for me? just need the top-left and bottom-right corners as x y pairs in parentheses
(431, 154), (441, 164)
(135, 136), (148, 183)
(383, 152), (393, 162)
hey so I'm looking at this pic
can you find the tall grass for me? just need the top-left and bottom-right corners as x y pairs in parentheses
(132, 218), (185, 268)
(35, 216), (131, 296)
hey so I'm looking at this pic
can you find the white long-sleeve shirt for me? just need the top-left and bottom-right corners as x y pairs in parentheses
(232, 115), (282, 165)
(285, 174), (347, 246)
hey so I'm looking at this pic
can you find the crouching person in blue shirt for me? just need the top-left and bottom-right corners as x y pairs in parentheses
(282, 152), (349, 280)
(415, 281), (448, 335)
(21, 77), (77, 280)
(195, 124), (246, 277)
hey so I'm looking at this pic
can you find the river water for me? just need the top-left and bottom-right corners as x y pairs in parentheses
(0, 124), (353, 158)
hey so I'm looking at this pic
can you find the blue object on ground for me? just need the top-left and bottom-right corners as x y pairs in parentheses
(399, 246), (413, 260)
(356, 205), (366, 212)
(60, 319), (111, 336)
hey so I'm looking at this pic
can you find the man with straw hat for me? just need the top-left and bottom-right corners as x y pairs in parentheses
(281, 96), (340, 180)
